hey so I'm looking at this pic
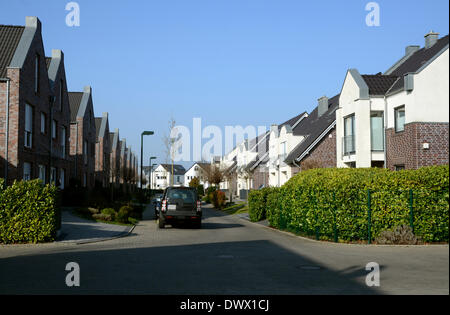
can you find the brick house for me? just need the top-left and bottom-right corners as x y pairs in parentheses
(109, 128), (120, 187)
(68, 86), (96, 188)
(94, 112), (110, 187)
(1, 17), (70, 187)
(284, 94), (339, 172)
(336, 32), (449, 170)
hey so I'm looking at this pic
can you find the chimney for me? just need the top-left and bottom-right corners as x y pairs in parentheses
(425, 30), (439, 49)
(405, 45), (420, 56)
(318, 96), (329, 117)
(270, 124), (279, 138)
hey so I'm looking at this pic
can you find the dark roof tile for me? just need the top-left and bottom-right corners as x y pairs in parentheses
(0, 25), (25, 77)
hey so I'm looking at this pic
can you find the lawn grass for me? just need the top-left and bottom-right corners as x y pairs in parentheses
(222, 203), (248, 215)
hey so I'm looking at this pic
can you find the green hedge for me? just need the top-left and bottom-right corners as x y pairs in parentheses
(258, 166), (449, 243)
(248, 188), (272, 222)
(0, 179), (59, 244)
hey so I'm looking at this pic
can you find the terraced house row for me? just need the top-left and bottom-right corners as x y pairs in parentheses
(220, 30), (449, 195)
(0, 17), (138, 189)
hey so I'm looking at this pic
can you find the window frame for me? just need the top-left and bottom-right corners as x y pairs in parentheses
(394, 105), (406, 133)
(24, 104), (33, 148)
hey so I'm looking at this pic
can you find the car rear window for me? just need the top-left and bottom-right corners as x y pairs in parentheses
(166, 189), (196, 202)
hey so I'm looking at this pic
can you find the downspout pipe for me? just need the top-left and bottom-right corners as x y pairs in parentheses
(1, 77), (10, 186)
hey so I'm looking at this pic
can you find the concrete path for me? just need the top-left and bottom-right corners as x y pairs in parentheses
(57, 209), (135, 244)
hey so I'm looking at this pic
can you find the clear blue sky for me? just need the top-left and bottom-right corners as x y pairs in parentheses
(1, 0), (449, 168)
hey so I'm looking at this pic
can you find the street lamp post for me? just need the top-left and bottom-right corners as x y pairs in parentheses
(141, 131), (154, 189)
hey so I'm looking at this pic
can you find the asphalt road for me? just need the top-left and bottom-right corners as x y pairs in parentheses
(0, 204), (448, 295)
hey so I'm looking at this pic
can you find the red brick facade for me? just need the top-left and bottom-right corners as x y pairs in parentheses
(95, 115), (110, 187)
(386, 122), (449, 170)
(0, 21), (70, 187)
(299, 127), (337, 169)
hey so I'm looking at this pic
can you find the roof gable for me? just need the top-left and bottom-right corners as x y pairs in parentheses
(0, 25), (25, 77)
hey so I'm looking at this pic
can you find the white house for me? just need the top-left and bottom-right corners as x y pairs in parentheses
(184, 162), (210, 188)
(151, 164), (186, 189)
(336, 31), (449, 169)
(268, 112), (308, 187)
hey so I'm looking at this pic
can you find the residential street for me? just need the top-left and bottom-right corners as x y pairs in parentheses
(0, 204), (448, 295)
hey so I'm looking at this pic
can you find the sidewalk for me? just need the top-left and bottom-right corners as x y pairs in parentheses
(57, 208), (135, 245)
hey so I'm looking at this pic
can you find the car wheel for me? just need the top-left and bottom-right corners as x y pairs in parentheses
(194, 220), (202, 229)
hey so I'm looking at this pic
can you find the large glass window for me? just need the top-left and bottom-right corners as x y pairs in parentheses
(25, 104), (33, 148)
(343, 115), (355, 155)
(395, 106), (405, 132)
(371, 112), (384, 151)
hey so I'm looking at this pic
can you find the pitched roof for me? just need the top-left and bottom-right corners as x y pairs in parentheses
(95, 118), (102, 140)
(388, 35), (449, 94)
(286, 94), (340, 163)
(361, 74), (400, 96)
(158, 164), (186, 175)
(68, 92), (84, 122)
(0, 25), (25, 77)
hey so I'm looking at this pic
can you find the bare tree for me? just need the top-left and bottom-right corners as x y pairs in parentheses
(162, 116), (177, 185)
(205, 164), (226, 188)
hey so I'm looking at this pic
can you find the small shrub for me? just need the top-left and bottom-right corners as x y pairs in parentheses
(101, 208), (116, 220)
(211, 190), (226, 209)
(375, 225), (418, 245)
(92, 213), (113, 222)
(116, 205), (133, 223)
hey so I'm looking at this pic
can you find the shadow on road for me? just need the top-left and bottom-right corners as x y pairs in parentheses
(0, 240), (381, 295)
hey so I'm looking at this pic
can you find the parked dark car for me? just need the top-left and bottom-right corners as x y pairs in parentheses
(157, 187), (202, 229)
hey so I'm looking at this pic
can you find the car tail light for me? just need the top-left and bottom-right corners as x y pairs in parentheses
(196, 200), (201, 212)
(161, 200), (167, 212)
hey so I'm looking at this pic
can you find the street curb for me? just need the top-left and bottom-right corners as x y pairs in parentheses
(231, 211), (449, 248)
(60, 224), (137, 245)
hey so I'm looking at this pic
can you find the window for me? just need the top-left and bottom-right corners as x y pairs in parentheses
(395, 106), (405, 132)
(40, 113), (46, 134)
(52, 120), (57, 139)
(343, 115), (355, 155)
(61, 126), (66, 159)
(34, 54), (39, 94)
(23, 162), (32, 181)
(395, 165), (405, 171)
(370, 112), (384, 151)
(281, 142), (287, 159)
(38, 165), (46, 183)
(60, 169), (65, 189)
(84, 140), (88, 165)
(50, 167), (57, 185)
(25, 104), (33, 148)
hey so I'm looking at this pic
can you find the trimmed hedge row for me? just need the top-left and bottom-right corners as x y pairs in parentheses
(249, 166), (449, 243)
(0, 179), (59, 244)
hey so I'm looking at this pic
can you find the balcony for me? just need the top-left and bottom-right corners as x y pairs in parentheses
(343, 135), (355, 156)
